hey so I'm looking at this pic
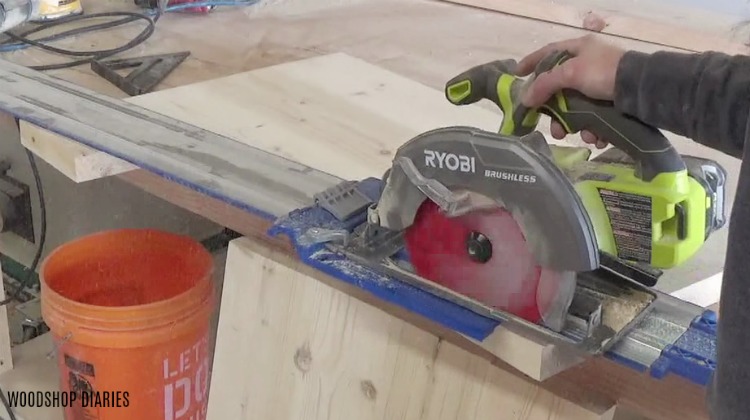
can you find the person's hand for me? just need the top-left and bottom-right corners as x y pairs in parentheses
(515, 35), (626, 148)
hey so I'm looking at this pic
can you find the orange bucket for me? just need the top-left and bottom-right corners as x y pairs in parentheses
(40, 229), (215, 420)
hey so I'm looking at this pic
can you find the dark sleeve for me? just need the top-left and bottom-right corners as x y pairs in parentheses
(615, 50), (750, 419)
(613, 50), (750, 159)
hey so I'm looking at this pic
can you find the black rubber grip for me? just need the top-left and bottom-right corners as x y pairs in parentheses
(534, 50), (685, 180)
(444, 52), (686, 180)
(543, 91), (686, 180)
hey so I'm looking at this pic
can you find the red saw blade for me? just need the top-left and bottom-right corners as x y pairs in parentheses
(404, 199), (570, 326)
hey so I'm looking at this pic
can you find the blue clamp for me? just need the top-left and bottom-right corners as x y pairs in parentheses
(267, 177), (501, 341)
(650, 310), (718, 386)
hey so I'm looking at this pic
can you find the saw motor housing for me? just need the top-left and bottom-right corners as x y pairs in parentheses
(538, 140), (727, 271)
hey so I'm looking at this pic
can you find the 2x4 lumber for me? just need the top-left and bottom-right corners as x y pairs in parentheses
(208, 237), (618, 420)
(435, 0), (750, 55)
(19, 121), (136, 182)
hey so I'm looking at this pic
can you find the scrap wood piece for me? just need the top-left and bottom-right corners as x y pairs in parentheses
(435, 0), (750, 55)
(209, 236), (712, 420)
(208, 236), (619, 420)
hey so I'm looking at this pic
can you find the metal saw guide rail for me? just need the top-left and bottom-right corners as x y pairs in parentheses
(339, 220), (658, 355)
(0, 57), (717, 388)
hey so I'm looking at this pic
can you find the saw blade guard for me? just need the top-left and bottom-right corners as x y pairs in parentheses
(373, 126), (599, 271)
(371, 126), (598, 330)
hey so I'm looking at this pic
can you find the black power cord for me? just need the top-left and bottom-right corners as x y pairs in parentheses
(0, 11), (159, 71)
(0, 9), (169, 306)
(0, 147), (46, 308)
(0, 10), (152, 413)
(0, 9), (167, 303)
(0, 3), (250, 415)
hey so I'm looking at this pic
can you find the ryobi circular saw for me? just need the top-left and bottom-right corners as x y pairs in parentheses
(340, 50), (727, 351)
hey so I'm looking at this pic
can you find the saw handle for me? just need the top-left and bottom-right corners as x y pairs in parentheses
(444, 52), (686, 181)
(533, 51), (686, 180)
(445, 60), (540, 136)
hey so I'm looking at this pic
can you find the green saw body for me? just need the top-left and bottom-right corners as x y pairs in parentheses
(552, 145), (706, 269)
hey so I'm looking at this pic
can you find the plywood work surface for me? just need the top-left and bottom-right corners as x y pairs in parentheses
(141, 53), (537, 178)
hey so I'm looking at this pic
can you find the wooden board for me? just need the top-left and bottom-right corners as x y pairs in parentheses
(208, 236), (618, 420)
(19, 122), (136, 182)
(436, 0), (750, 55)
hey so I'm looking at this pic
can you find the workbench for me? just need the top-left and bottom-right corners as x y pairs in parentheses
(0, 0), (740, 418)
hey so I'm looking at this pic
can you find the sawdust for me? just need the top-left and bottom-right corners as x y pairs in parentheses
(309, 248), (397, 289)
(601, 289), (653, 333)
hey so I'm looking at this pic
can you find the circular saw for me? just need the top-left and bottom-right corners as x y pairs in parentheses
(338, 50), (727, 352)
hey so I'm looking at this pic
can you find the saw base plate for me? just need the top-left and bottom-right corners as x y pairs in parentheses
(338, 224), (657, 354)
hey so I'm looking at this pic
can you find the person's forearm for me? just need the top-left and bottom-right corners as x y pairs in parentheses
(614, 50), (750, 159)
